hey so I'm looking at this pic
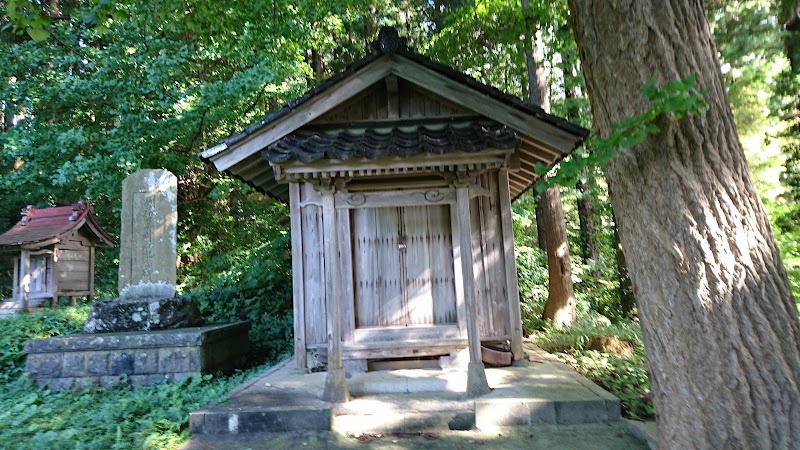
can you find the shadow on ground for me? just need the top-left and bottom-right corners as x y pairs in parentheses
(180, 423), (648, 450)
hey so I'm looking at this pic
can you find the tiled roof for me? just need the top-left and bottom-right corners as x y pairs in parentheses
(213, 28), (587, 153)
(0, 202), (115, 249)
(263, 122), (518, 164)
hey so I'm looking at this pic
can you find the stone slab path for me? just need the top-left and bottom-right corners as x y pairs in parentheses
(184, 342), (654, 448)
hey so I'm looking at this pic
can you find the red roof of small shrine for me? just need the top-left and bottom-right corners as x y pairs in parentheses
(0, 202), (115, 249)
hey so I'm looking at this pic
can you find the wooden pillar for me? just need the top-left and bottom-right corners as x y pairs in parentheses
(20, 249), (30, 312)
(88, 246), (95, 303)
(50, 255), (58, 307)
(456, 183), (491, 397)
(12, 256), (20, 307)
(321, 186), (349, 403)
(289, 183), (308, 370)
(498, 169), (524, 361)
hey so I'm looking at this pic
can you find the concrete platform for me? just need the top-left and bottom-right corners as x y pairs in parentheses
(189, 343), (621, 436)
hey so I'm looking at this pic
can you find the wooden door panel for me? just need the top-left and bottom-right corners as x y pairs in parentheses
(427, 205), (458, 324)
(403, 205), (434, 325)
(353, 204), (457, 329)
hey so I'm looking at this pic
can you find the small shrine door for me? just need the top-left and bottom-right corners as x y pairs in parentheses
(351, 204), (458, 329)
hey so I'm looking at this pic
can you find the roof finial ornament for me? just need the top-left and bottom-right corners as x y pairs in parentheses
(20, 205), (34, 226)
(372, 26), (408, 54)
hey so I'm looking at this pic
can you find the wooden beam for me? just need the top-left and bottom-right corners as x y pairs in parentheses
(337, 208), (355, 343)
(456, 184), (491, 395)
(289, 183), (307, 370)
(88, 247), (95, 303)
(507, 176), (528, 191)
(517, 134), (564, 158)
(20, 249), (30, 311)
(353, 324), (462, 343)
(280, 149), (510, 177)
(335, 188), (456, 209)
(518, 145), (552, 164)
(343, 339), (468, 360)
(321, 187), (349, 402)
(499, 169), (524, 361)
(12, 256), (19, 306)
(232, 159), (271, 181)
(389, 56), (580, 153)
(386, 74), (399, 119)
(450, 204), (467, 338)
(210, 58), (396, 172)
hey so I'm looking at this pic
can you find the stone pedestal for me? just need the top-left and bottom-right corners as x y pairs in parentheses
(83, 296), (202, 333)
(25, 322), (250, 390)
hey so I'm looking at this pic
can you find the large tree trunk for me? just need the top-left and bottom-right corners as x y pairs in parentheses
(520, 7), (576, 326)
(568, 1), (800, 447)
(540, 186), (576, 326)
(611, 211), (635, 317)
(534, 199), (547, 252)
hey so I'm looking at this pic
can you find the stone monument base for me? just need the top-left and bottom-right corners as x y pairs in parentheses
(82, 296), (202, 333)
(25, 322), (250, 390)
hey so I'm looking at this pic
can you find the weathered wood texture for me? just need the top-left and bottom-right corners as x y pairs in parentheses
(321, 189), (343, 371)
(469, 172), (511, 337)
(10, 230), (96, 305)
(457, 184), (482, 364)
(499, 169), (524, 360)
(55, 231), (93, 294)
(313, 77), (472, 123)
(293, 170), (517, 359)
(299, 183), (327, 347)
(569, 1), (800, 447)
(351, 204), (457, 328)
(289, 183), (307, 369)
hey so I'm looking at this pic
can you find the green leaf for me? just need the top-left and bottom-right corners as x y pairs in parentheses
(26, 27), (49, 42)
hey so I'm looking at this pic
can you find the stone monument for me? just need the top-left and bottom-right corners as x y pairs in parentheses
(118, 169), (178, 293)
(25, 169), (250, 390)
(83, 170), (200, 333)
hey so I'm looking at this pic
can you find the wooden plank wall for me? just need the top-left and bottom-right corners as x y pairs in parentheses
(313, 78), (473, 123)
(295, 171), (514, 354)
(299, 183), (327, 347)
(426, 205), (458, 325)
(470, 171), (511, 338)
(56, 232), (92, 294)
(337, 208), (355, 342)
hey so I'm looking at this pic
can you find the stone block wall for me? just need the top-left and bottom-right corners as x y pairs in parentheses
(25, 322), (250, 390)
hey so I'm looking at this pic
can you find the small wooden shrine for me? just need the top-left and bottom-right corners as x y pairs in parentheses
(0, 202), (114, 309)
(201, 27), (588, 399)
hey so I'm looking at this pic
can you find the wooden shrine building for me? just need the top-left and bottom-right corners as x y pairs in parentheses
(0, 202), (114, 310)
(201, 27), (588, 399)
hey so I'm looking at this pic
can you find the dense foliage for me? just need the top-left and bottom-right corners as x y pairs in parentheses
(190, 233), (294, 363)
(0, 306), (88, 383)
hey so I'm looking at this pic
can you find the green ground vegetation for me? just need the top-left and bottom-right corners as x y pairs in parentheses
(0, 306), (277, 450)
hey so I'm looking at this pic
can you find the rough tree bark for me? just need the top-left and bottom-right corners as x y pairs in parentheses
(611, 211), (635, 317)
(534, 200), (547, 252)
(520, 5), (576, 326)
(540, 186), (576, 325)
(568, 1), (800, 447)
